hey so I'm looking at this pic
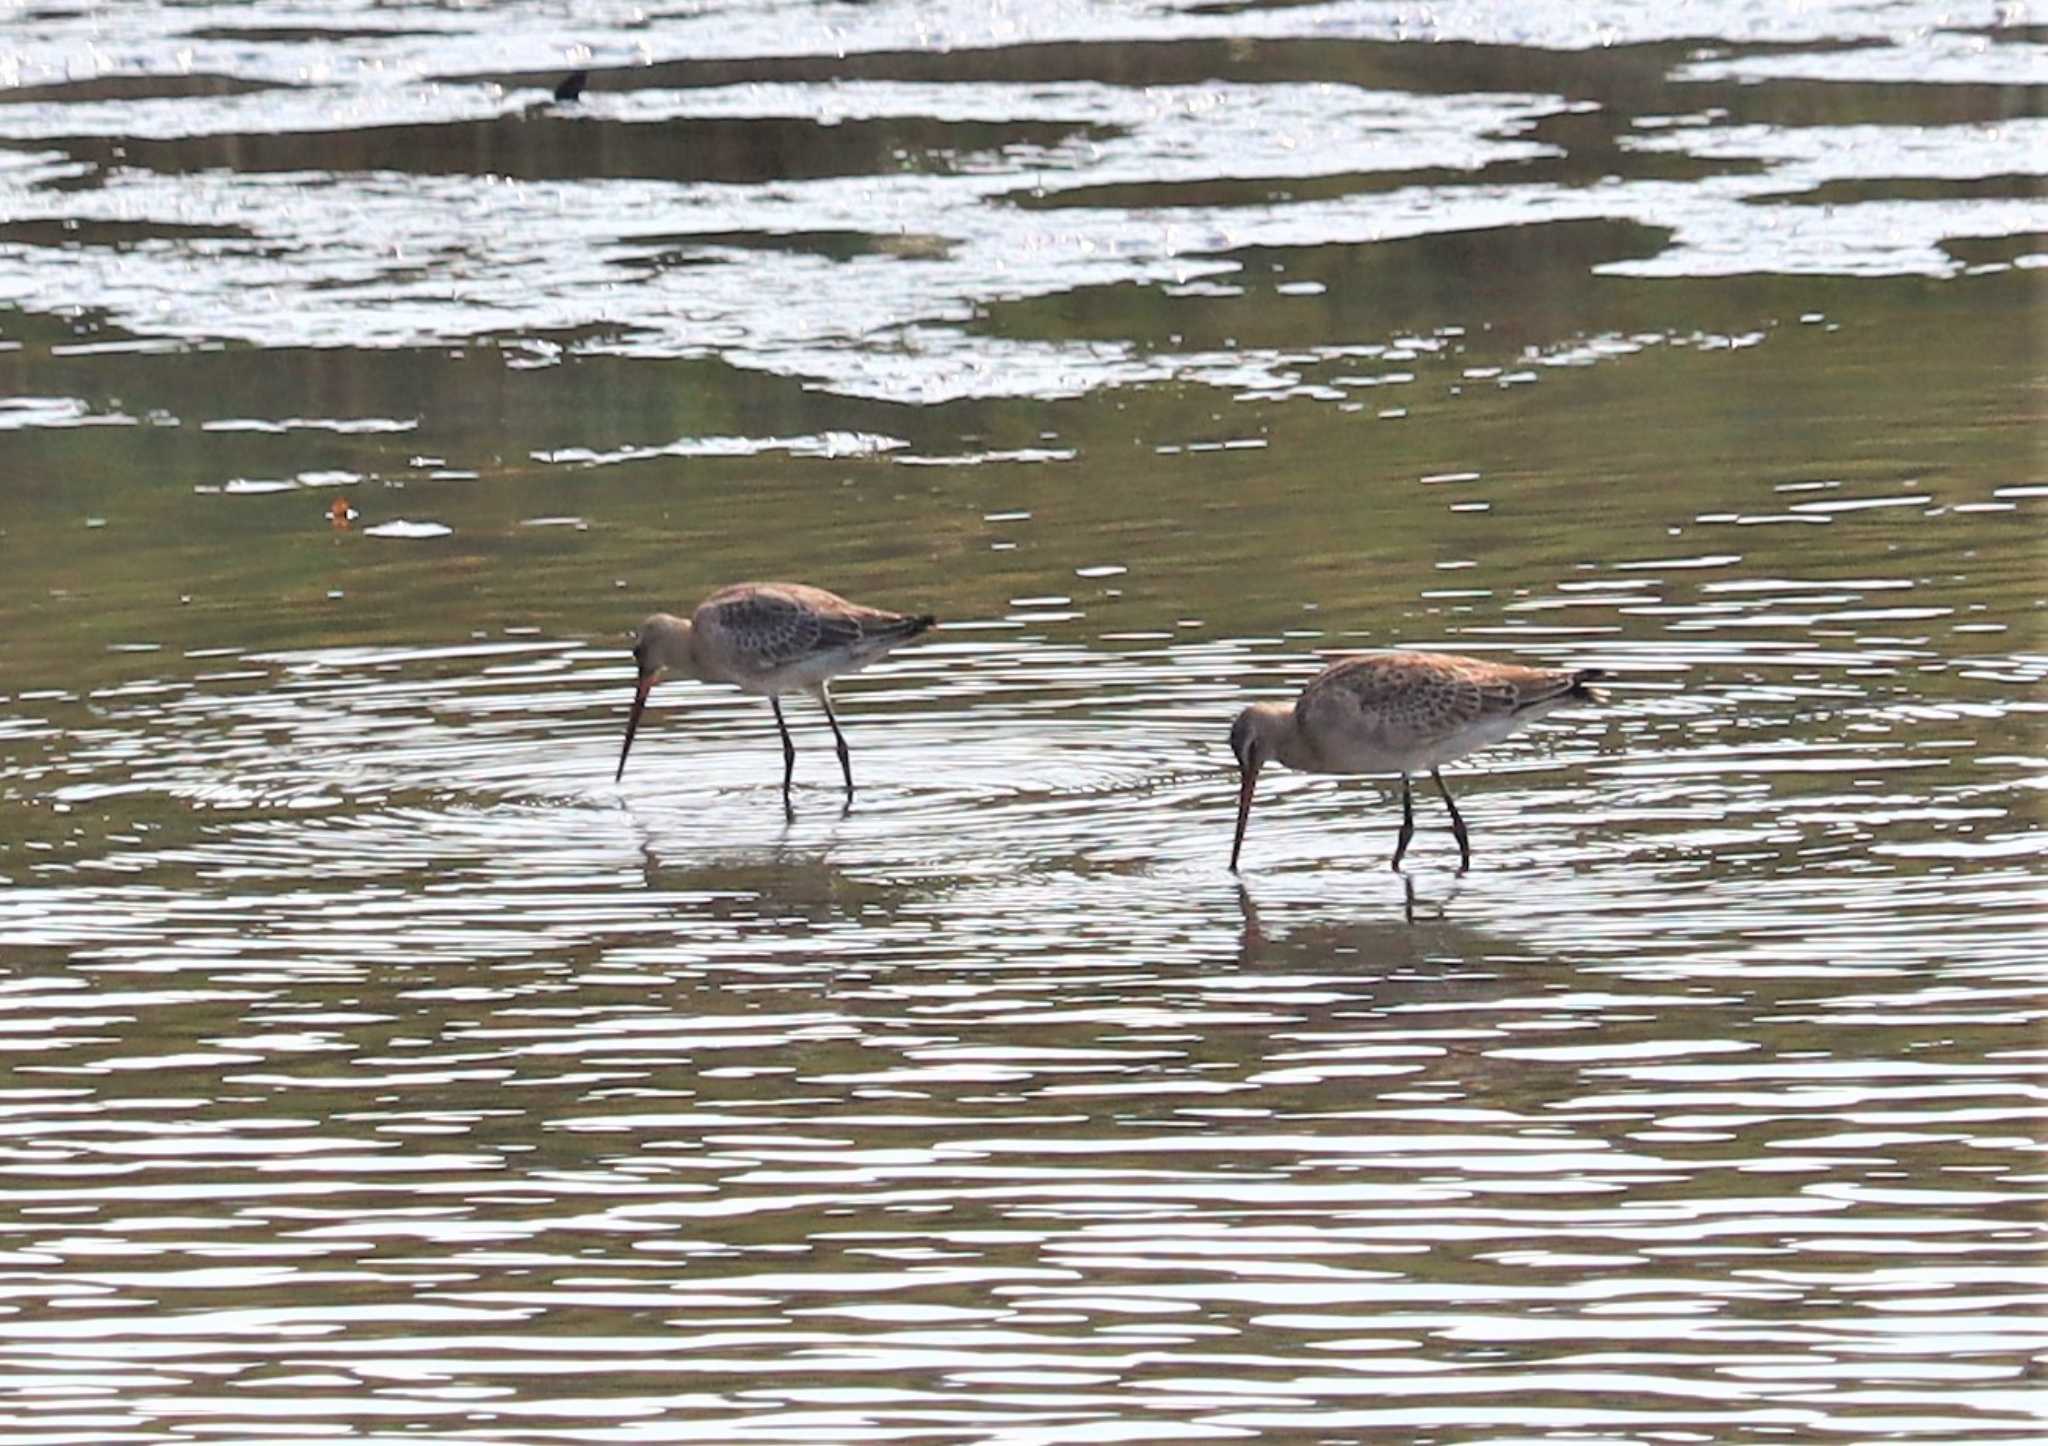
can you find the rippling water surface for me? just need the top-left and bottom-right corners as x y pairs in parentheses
(1, 2), (2044, 1441)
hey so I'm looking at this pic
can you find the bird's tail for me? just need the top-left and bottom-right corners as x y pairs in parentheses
(859, 612), (937, 653)
(1512, 666), (1609, 714)
(1569, 667), (1609, 705)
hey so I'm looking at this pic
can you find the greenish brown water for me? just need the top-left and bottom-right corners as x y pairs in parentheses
(1, 4), (2044, 1441)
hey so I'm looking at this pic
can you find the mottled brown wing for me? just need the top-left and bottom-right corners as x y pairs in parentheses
(697, 584), (865, 674)
(1303, 654), (1476, 741)
(1301, 652), (1573, 749)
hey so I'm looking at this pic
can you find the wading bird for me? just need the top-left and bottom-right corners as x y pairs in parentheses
(617, 582), (935, 811)
(1229, 651), (1605, 872)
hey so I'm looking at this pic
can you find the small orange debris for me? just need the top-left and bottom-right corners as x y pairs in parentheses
(329, 497), (357, 530)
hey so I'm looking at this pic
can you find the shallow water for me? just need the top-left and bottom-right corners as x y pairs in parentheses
(2, 3), (2045, 1442)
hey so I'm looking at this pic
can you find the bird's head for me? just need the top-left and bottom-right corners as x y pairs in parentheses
(1229, 707), (1263, 775)
(631, 613), (694, 683)
(1227, 705), (1284, 872)
(616, 613), (693, 784)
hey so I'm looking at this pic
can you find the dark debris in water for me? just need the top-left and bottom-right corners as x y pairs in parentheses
(180, 25), (444, 44)
(977, 218), (1676, 350)
(1940, 232), (2048, 267)
(617, 229), (956, 269)
(1182, 0), (1342, 15)
(450, 32), (2033, 137)
(1939, 20), (2048, 45)
(1750, 173), (2048, 208)
(0, 72), (292, 105)
(0, 218), (259, 248)
(31, 113), (1119, 186)
(448, 34), (1884, 99)
(1012, 145), (1768, 214)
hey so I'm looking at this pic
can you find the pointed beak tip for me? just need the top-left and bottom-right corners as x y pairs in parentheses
(1230, 760), (1258, 873)
(615, 671), (655, 784)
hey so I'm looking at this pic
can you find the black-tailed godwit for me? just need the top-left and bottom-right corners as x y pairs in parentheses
(1229, 651), (1605, 872)
(617, 582), (935, 811)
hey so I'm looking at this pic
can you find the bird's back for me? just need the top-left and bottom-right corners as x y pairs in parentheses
(693, 582), (933, 690)
(1296, 651), (1598, 772)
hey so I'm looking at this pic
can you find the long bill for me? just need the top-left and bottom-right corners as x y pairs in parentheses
(1229, 761), (1260, 872)
(615, 673), (656, 783)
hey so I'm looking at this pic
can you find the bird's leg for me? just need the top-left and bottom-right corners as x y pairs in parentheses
(1432, 767), (1472, 872)
(1392, 773), (1416, 871)
(818, 685), (854, 801)
(771, 696), (797, 815)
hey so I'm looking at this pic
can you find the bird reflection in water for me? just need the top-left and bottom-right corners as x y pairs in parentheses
(1234, 873), (1480, 976)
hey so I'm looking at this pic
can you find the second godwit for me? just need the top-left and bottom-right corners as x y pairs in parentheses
(616, 581), (935, 810)
(1229, 650), (1605, 872)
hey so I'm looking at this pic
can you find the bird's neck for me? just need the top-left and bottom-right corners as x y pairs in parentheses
(1250, 702), (1316, 771)
(653, 617), (702, 679)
